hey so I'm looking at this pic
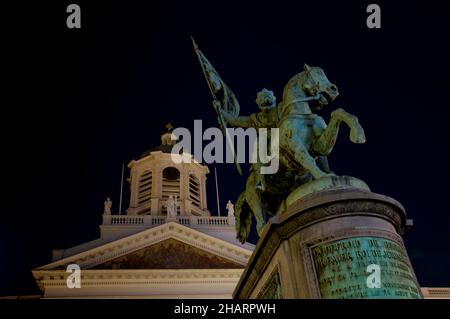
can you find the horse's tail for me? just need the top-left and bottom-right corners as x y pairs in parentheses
(235, 191), (252, 244)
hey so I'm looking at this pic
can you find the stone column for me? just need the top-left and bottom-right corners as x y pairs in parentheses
(184, 199), (192, 215)
(233, 178), (422, 299)
(150, 165), (162, 215)
(130, 168), (139, 208)
(179, 164), (187, 215)
(201, 174), (208, 212)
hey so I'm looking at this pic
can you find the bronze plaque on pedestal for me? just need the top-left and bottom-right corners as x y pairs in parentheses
(311, 237), (421, 299)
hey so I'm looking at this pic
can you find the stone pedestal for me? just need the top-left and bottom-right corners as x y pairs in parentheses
(233, 178), (422, 299)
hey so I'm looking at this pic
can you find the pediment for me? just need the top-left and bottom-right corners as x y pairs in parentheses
(36, 222), (252, 271)
(93, 238), (243, 269)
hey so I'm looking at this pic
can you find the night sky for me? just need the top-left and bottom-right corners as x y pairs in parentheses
(1, 1), (449, 295)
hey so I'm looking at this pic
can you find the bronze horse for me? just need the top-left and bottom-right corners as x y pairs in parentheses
(232, 64), (366, 243)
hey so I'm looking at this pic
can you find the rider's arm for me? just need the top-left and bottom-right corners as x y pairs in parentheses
(220, 108), (252, 128)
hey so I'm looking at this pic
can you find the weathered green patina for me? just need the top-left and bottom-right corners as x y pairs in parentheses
(193, 41), (366, 243)
(312, 237), (421, 299)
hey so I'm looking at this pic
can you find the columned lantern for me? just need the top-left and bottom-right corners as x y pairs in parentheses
(127, 123), (210, 217)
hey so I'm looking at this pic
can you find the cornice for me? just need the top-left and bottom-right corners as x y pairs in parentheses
(32, 269), (244, 288)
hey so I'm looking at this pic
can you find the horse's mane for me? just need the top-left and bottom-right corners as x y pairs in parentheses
(279, 70), (308, 117)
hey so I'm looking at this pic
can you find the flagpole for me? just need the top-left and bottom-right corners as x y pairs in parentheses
(191, 36), (242, 176)
(119, 163), (124, 215)
(214, 166), (221, 216)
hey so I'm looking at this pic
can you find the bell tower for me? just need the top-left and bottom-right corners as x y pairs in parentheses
(126, 124), (210, 216)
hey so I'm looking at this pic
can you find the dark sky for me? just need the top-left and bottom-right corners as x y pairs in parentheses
(1, 0), (449, 295)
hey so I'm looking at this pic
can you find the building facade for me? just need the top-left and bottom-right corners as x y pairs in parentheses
(32, 127), (254, 298)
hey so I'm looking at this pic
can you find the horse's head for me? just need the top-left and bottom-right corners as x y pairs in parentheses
(302, 64), (339, 107)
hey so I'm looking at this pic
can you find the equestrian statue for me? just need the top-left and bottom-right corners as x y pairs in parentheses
(192, 39), (366, 243)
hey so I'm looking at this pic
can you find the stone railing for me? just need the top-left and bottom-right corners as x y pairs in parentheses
(197, 216), (230, 225)
(102, 214), (235, 228)
(109, 215), (145, 225)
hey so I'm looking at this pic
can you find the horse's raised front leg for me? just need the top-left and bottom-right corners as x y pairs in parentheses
(334, 108), (366, 144)
(313, 108), (366, 155)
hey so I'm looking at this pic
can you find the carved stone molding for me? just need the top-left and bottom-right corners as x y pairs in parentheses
(37, 222), (252, 271)
(234, 188), (411, 299)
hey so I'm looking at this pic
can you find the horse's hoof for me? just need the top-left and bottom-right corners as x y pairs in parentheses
(350, 126), (366, 144)
(315, 172), (336, 179)
(350, 134), (366, 144)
